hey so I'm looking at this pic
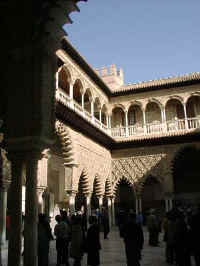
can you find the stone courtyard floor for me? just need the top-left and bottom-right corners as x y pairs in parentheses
(2, 227), (196, 266)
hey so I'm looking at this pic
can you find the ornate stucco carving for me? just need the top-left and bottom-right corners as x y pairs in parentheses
(55, 120), (78, 167)
(112, 154), (166, 196)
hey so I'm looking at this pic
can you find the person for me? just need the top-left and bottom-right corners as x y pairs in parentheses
(85, 215), (101, 266)
(136, 212), (143, 226)
(121, 212), (144, 266)
(190, 206), (200, 266)
(101, 208), (110, 239)
(69, 215), (84, 266)
(54, 214), (71, 266)
(38, 213), (54, 266)
(146, 209), (159, 246)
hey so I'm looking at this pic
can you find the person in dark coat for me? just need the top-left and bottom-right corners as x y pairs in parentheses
(101, 208), (110, 239)
(85, 215), (101, 266)
(121, 212), (144, 266)
(38, 213), (54, 266)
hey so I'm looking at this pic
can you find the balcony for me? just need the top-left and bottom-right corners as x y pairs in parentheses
(56, 89), (200, 141)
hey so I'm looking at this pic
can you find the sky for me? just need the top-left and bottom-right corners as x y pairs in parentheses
(64, 0), (200, 84)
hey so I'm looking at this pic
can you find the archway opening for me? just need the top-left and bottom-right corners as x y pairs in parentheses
(142, 175), (164, 211)
(73, 79), (82, 105)
(128, 105), (143, 126)
(172, 146), (200, 204)
(115, 178), (135, 213)
(58, 67), (71, 95)
(112, 107), (125, 127)
(146, 102), (162, 123)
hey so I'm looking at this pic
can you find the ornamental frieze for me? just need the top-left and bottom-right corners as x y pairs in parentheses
(112, 154), (166, 193)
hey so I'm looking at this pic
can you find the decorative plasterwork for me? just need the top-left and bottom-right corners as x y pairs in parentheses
(55, 120), (78, 167)
(112, 154), (166, 196)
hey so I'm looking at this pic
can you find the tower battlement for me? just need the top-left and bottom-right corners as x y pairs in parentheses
(94, 64), (124, 90)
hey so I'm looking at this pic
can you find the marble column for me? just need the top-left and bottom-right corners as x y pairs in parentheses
(111, 197), (115, 226)
(165, 198), (169, 212)
(8, 155), (24, 266)
(98, 196), (103, 213)
(183, 103), (189, 129)
(23, 152), (40, 266)
(107, 197), (112, 229)
(169, 198), (173, 210)
(142, 110), (147, 133)
(68, 192), (76, 215)
(37, 187), (45, 214)
(69, 83), (74, 108)
(125, 111), (129, 137)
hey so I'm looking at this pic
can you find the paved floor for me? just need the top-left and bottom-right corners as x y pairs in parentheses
(2, 227), (195, 266)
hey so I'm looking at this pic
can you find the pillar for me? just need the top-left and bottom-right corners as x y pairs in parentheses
(125, 111), (129, 137)
(81, 94), (84, 110)
(8, 155), (24, 266)
(111, 197), (115, 226)
(37, 187), (45, 214)
(138, 197), (142, 213)
(55, 71), (59, 89)
(99, 109), (102, 125)
(23, 152), (40, 266)
(68, 191), (76, 215)
(69, 83), (74, 108)
(106, 115), (109, 128)
(107, 197), (112, 228)
(169, 198), (173, 210)
(98, 196), (103, 213)
(165, 198), (169, 212)
(142, 110), (147, 133)
(183, 103), (189, 129)
(91, 100), (94, 118)
(162, 108), (167, 132)
(85, 194), (91, 227)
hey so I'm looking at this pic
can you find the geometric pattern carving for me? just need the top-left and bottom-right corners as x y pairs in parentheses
(105, 178), (113, 197)
(93, 174), (103, 197)
(112, 154), (166, 196)
(78, 167), (90, 195)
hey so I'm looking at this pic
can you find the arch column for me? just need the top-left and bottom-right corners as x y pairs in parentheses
(98, 196), (103, 213)
(23, 151), (42, 266)
(85, 193), (91, 226)
(125, 111), (129, 137)
(67, 191), (76, 215)
(107, 197), (112, 228)
(183, 103), (189, 129)
(142, 110), (147, 133)
(69, 82), (74, 108)
(37, 149), (50, 213)
(111, 196), (116, 226)
(7, 153), (24, 266)
(162, 107), (167, 132)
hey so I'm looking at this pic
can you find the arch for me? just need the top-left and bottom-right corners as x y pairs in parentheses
(101, 104), (108, 126)
(55, 120), (77, 166)
(111, 103), (126, 113)
(145, 98), (163, 110)
(165, 98), (184, 121)
(165, 95), (184, 106)
(73, 78), (83, 105)
(128, 104), (143, 126)
(111, 106), (125, 127)
(58, 66), (71, 95)
(145, 101), (162, 123)
(186, 95), (200, 118)
(94, 97), (101, 120)
(113, 177), (136, 212)
(172, 145), (200, 203)
(113, 176), (134, 195)
(140, 174), (164, 210)
(84, 88), (93, 113)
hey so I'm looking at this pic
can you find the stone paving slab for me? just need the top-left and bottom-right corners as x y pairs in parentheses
(2, 227), (195, 266)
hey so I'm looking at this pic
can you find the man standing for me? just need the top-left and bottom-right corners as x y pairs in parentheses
(121, 212), (144, 266)
(147, 209), (159, 246)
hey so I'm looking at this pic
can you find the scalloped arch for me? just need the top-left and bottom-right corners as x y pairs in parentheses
(113, 176), (134, 197)
(111, 104), (126, 113)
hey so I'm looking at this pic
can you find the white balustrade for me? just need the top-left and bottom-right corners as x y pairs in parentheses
(56, 89), (200, 139)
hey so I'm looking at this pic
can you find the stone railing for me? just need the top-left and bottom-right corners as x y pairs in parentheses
(111, 117), (200, 138)
(56, 89), (200, 139)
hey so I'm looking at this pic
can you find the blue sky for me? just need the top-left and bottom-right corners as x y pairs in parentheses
(64, 0), (200, 84)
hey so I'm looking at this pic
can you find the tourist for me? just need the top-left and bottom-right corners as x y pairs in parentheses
(190, 205), (200, 266)
(54, 214), (71, 266)
(146, 209), (159, 246)
(85, 215), (101, 266)
(136, 211), (144, 226)
(121, 212), (144, 266)
(69, 214), (84, 266)
(101, 207), (110, 239)
(38, 213), (54, 266)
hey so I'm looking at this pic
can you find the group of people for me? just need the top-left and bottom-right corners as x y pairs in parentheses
(162, 205), (200, 266)
(38, 209), (105, 266)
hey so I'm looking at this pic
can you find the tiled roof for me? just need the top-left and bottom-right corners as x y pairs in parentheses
(113, 72), (200, 93)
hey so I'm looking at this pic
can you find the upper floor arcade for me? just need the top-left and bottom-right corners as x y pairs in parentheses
(56, 38), (200, 142)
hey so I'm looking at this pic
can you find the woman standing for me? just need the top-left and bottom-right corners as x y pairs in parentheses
(86, 216), (101, 266)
